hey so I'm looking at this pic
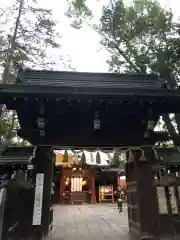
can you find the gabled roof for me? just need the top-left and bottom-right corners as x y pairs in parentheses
(1, 69), (180, 115)
(17, 69), (163, 90)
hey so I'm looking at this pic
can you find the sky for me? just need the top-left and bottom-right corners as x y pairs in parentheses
(37, 0), (180, 72)
(1, 0), (180, 72)
(38, 0), (110, 72)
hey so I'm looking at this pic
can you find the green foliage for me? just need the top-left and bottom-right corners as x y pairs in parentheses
(66, 0), (93, 29)
(0, 107), (32, 146)
(0, 0), (61, 144)
(99, 0), (180, 88)
(0, 108), (18, 144)
(0, 0), (61, 82)
(98, 0), (180, 145)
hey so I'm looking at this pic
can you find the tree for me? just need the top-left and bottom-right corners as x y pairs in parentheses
(1, 0), (24, 84)
(0, 105), (31, 145)
(0, 0), (61, 145)
(1, 0), (61, 84)
(0, 107), (16, 144)
(66, 0), (93, 29)
(98, 0), (180, 146)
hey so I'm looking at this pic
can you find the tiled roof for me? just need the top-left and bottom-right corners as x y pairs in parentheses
(17, 69), (163, 90)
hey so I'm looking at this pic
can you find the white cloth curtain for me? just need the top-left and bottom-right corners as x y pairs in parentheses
(71, 177), (83, 192)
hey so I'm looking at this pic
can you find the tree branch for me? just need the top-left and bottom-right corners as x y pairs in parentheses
(2, 0), (24, 84)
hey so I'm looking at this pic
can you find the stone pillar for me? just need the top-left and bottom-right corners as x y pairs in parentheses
(31, 146), (53, 239)
(91, 174), (96, 203)
(126, 148), (160, 240)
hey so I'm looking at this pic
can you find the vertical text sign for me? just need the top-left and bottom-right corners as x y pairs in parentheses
(32, 173), (44, 225)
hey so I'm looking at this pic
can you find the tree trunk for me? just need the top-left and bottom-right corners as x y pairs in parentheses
(2, 0), (24, 84)
(110, 40), (180, 146)
(0, 0), (24, 140)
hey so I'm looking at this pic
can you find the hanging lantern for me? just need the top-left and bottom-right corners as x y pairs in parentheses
(82, 180), (87, 185)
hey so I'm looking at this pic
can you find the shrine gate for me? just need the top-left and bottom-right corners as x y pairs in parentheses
(1, 69), (180, 239)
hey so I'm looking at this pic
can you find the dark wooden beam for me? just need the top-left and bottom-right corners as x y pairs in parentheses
(17, 129), (170, 149)
(1, 84), (180, 108)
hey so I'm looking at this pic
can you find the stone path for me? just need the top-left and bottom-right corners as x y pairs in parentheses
(50, 204), (130, 240)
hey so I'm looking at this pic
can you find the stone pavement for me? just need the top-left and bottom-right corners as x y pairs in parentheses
(49, 204), (130, 240)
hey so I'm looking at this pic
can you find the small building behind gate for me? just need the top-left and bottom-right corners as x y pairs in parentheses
(54, 150), (123, 204)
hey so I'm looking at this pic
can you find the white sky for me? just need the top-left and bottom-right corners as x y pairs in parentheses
(1, 0), (180, 72)
(36, 0), (180, 72)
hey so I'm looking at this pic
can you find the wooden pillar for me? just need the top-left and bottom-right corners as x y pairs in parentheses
(174, 185), (180, 213)
(116, 173), (119, 188)
(171, 171), (180, 214)
(91, 174), (96, 203)
(135, 150), (159, 239)
(125, 162), (130, 228)
(31, 146), (53, 239)
(0, 188), (7, 240)
(126, 148), (160, 240)
(60, 168), (65, 202)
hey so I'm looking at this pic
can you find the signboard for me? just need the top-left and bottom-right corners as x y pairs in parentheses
(169, 186), (178, 214)
(32, 174), (44, 226)
(157, 186), (168, 213)
(99, 185), (114, 203)
(100, 185), (113, 194)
